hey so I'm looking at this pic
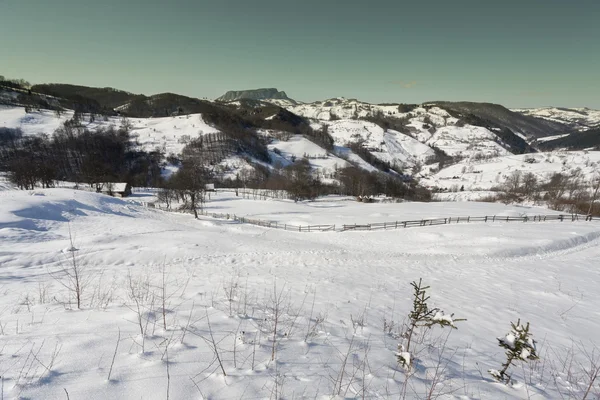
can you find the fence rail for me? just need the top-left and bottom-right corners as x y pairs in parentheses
(146, 203), (594, 232)
(341, 213), (593, 231)
(194, 210), (336, 232)
(194, 209), (594, 233)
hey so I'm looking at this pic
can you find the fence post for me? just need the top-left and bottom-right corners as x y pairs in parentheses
(457, 217), (460, 223)
(484, 216), (487, 222)
(449, 217), (452, 223)
(404, 221), (407, 228)
(467, 216), (470, 222)
(395, 221), (398, 229)
(560, 215), (564, 222)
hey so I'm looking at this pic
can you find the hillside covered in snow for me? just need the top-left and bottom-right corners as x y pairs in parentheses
(2, 81), (600, 205)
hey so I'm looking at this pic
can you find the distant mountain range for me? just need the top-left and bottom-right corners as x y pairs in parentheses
(2, 81), (600, 155)
(3, 81), (600, 197)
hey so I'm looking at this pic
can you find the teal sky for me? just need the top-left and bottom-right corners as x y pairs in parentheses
(1, 0), (599, 108)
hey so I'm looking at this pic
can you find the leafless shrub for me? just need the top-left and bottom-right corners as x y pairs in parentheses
(48, 226), (91, 309)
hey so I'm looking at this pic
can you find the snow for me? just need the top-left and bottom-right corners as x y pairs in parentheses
(326, 120), (435, 169)
(0, 105), (220, 155)
(282, 100), (512, 164)
(535, 133), (570, 143)
(201, 191), (565, 228)
(424, 151), (600, 191)
(286, 98), (405, 121)
(1, 188), (600, 398)
(424, 125), (510, 158)
(432, 310), (456, 327)
(267, 135), (350, 175)
(514, 107), (600, 131)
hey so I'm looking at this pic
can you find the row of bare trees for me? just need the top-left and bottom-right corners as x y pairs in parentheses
(0, 118), (163, 190)
(497, 169), (600, 215)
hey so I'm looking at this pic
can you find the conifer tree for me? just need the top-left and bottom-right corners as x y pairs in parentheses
(489, 319), (539, 383)
(397, 278), (464, 369)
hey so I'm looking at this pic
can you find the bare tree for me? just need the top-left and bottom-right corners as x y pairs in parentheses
(49, 225), (88, 309)
(587, 174), (600, 217)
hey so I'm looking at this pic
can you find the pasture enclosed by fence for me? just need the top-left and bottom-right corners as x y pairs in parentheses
(193, 209), (594, 233)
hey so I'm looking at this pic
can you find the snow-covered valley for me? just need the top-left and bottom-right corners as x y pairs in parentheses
(1, 188), (599, 399)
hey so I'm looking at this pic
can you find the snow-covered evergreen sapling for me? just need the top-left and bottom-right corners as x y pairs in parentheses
(396, 278), (465, 369)
(489, 319), (539, 384)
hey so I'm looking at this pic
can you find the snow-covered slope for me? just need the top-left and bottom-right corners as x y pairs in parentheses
(514, 107), (600, 131)
(0, 105), (220, 156)
(288, 101), (512, 164)
(423, 151), (600, 191)
(287, 97), (403, 120)
(267, 134), (351, 177)
(4, 104), (599, 194)
(1, 188), (600, 399)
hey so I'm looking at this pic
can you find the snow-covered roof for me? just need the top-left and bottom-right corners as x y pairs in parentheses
(98, 182), (129, 192)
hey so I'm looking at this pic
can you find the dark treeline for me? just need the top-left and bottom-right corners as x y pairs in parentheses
(0, 119), (162, 190)
(538, 127), (600, 151)
(220, 100), (335, 151)
(213, 158), (430, 203)
(0, 76), (30, 90)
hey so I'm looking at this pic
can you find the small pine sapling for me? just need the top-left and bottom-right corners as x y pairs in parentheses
(489, 319), (539, 384)
(397, 278), (464, 369)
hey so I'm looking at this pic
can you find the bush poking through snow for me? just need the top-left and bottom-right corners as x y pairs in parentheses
(396, 278), (464, 369)
(489, 319), (539, 384)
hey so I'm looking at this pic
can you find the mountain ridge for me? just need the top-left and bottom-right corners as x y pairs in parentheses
(216, 88), (295, 103)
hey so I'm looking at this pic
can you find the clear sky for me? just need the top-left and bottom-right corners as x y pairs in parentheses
(1, 0), (599, 108)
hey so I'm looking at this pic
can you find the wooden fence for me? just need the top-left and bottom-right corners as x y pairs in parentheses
(197, 210), (336, 232)
(340, 214), (593, 231)
(194, 210), (593, 233)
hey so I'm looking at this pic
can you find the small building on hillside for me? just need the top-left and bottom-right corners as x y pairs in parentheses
(205, 183), (215, 192)
(97, 182), (132, 197)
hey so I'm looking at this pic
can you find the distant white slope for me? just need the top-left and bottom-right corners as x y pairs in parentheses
(287, 97), (404, 120)
(422, 151), (600, 191)
(279, 100), (514, 163)
(514, 107), (600, 131)
(325, 119), (436, 168)
(0, 106), (220, 156)
(267, 135), (350, 175)
(0, 106), (380, 181)
(425, 125), (509, 157)
(0, 105), (71, 135)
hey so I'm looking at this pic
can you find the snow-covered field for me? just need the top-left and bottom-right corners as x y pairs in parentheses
(424, 151), (600, 191)
(199, 191), (564, 227)
(1, 188), (600, 399)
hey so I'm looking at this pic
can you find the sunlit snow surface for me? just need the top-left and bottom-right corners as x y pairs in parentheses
(1, 188), (599, 399)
